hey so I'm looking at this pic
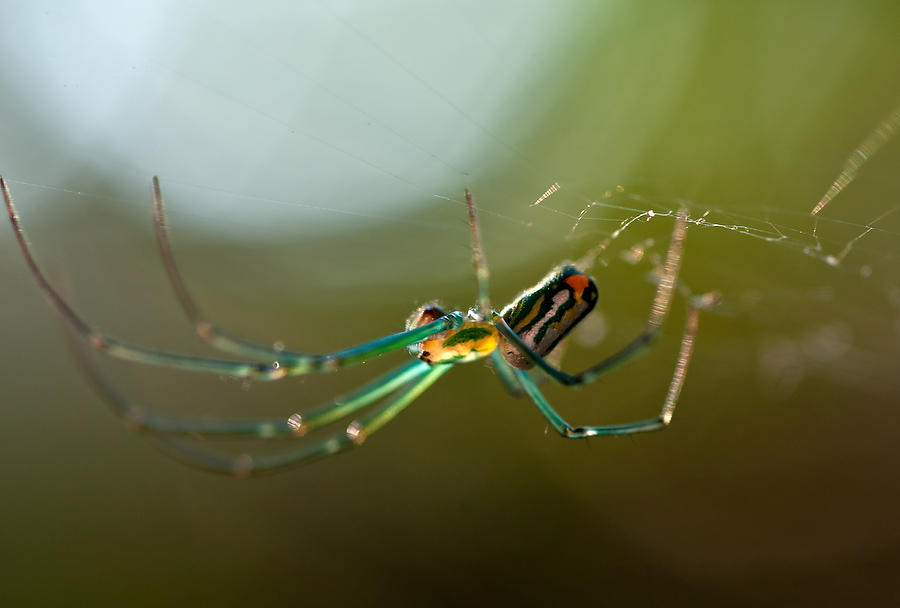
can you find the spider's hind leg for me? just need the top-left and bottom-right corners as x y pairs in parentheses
(515, 291), (720, 437)
(492, 208), (692, 387)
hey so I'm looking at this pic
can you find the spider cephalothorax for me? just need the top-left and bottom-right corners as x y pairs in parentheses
(406, 303), (498, 365)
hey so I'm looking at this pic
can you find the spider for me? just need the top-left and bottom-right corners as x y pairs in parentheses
(2, 177), (718, 476)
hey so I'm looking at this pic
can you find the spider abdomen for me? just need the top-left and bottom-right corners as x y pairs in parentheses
(499, 265), (598, 369)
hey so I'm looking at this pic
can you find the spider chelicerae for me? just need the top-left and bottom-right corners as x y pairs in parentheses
(2, 177), (718, 476)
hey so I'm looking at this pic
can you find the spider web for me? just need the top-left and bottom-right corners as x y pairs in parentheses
(532, 151), (900, 400)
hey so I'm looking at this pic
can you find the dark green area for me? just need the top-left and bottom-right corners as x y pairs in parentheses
(442, 326), (494, 348)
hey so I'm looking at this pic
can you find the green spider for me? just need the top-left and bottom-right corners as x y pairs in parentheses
(2, 177), (717, 476)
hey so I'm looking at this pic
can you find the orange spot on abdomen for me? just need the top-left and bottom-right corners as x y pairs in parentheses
(565, 273), (589, 294)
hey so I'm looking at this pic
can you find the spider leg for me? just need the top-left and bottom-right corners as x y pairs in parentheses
(493, 210), (699, 387)
(514, 295), (710, 437)
(63, 323), (451, 475)
(488, 350), (524, 397)
(488, 340), (566, 398)
(152, 177), (339, 360)
(2, 177), (462, 379)
(147, 362), (451, 476)
(68, 329), (433, 437)
(464, 189), (492, 320)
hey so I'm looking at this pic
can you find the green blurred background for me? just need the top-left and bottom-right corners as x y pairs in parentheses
(2, 1), (899, 605)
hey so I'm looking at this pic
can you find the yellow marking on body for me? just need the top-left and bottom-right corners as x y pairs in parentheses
(417, 321), (499, 364)
(511, 294), (544, 332)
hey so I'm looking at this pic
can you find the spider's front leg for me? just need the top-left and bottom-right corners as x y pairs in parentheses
(67, 328), (453, 476)
(2, 176), (463, 380)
